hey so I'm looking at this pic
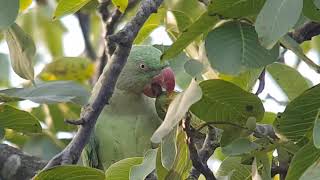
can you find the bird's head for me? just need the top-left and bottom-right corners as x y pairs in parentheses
(116, 45), (175, 97)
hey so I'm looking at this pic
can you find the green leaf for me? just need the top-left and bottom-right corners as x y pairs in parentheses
(165, 131), (192, 179)
(130, 149), (157, 180)
(273, 84), (320, 141)
(0, 128), (5, 141)
(151, 79), (202, 143)
(256, 152), (272, 180)
(39, 57), (94, 83)
(209, 0), (266, 18)
(191, 79), (265, 125)
(217, 157), (251, 180)
(53, 0), (92, 19)
(300, 158), (320, 180)
(19, 0), (32, 11)
(112, 0), (128, 13)
(286, 141), (320, 180)
(34, 165), (105, 180)
(261, 112), (277, 124)
(313, 109), (320, 148)
(0, 81), (90, 105)
(156, 146), (169, 179)
(162, 12), (219, 59)
(222, 138), (260, 156)
(0, 104), (41, 133)
(4, 23), (35, 81)
(267, 62), (310, 101)
(184, 60), (203, 77)
(134, 7), (165, 44)
(303, 0), (320, 22)
(161, 128), (177, 169)
(206, 21), (278, 75)
(255, 0), (303, 49)
(0, 53), (10, 86)
(0, 0), (19, 29)
(105, 157), (143, 180)
(47, 104), (79, 132)
(219, 68), (263, 91)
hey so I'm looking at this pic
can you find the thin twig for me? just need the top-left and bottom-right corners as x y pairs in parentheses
(183, 113), (216, 180)
(64, 119), (85, 126)
(255, 68), (266, 95)
(289, 21), (320, 44)
(43, 0), (165, 169)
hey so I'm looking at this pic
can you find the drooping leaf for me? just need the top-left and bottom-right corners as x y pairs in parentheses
(209, 0), (266, 18)
(161, 128), (177, 169)
(111, 0), (128, 13)
(39, 57), (94, 82)
(313, 109), (320, 148)
(217, 157), (251, 180)
(255, 0), (303, 49)
(286, 141), (320, 180)
(255, 152), (272, 180)
(0, 0), (19, 29)
(130, 149), (157, 180)
(53, 0), (92, 19)
(303, 0), (320, 22)
(0, 53), (10, 86)
(151, 80), (202, 143)
(0, 81), (90, 105)
(156, 146), (169, 179)
(4, 23), (35, 81)
(0, 104), (41, 133)
(162, 12), (219, 59)
(267, 62), (310, 101)
(273, 84), (320, 141)
(105, 157), (143, 180)
(191, 79), (265, 125)
(205, 21), (278, 75)
(34, 165), (105, 180)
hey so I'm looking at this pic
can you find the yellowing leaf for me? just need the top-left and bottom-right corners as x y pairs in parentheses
(19, 0), (32, 12)
(4, 23), (35, 81)
(112, 0), (128, 13)
(39, 57), (94, 82)
(53, 0), (92, 19)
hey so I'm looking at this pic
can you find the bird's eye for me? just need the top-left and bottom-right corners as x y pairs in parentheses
(139, 63), (146, 70)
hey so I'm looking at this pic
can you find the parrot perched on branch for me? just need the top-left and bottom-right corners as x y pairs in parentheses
(82, 46), (175, 170)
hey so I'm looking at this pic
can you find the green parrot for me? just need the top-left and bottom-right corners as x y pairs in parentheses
(82, 45), (175, 170)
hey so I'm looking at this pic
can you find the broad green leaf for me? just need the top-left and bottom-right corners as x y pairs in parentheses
(53, 0), (92, 19)
(280, 35), (320, 72)
(267, 63), (310, 101)
(112, 0), (128, 13)
(255, 0), (303, 49)
(261, 112), (277, 124)
(4, 23), (35, 81)
(209, 0), (266, 18)
(34, 165), (105, 180)
(217, 157), (251, 180)
(168, 10), (193, 33)
(313, 109), (320, 148)
(184, 60), (203, 77)
(191, 79), (265, 125)
(222, 138), (260, 156)
(156, 146), (169, 179)
(161, 128), (177, 169)
(206, 21), (278, 75)
(219, 68), (263, 91)
(286, 141), (320, 180)
(105, 157), (143, 180)
(162, 12), (219, 59)
(0, 0), (19, 29)
(151, 79), (202, 143)
(256, 152), (272, 180)
(0, 81), (90, 105)
(47, 104), (79, 132)
(130, 149), (157, 180)
(273, 84), (320, 141)
(164, 0), (206, 22)
(165, 131), (192, 179)
(300, 159), (320, 180)
(19, 0), (32, 11)
(4, 129), (29, 147)
(0, 104), (41, 133)
(39, 57), (94, 83)
(303, 0), (320, 22)
(134, 8), (165, 44)
(0, 53), (10, 86)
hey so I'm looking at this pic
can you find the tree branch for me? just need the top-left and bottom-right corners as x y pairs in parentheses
(183, 113), (216, 180)
(289, 21), (320, 44)
(0, 144), (47, 180)
(43, 0), (165, 170)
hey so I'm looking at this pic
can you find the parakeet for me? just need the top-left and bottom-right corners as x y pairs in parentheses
(82, 45), (175, 170)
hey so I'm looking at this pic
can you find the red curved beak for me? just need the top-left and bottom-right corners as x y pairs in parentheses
(143, 67), (175, 98)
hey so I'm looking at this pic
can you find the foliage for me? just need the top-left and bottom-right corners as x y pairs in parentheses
(1, 0), (320, 179)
